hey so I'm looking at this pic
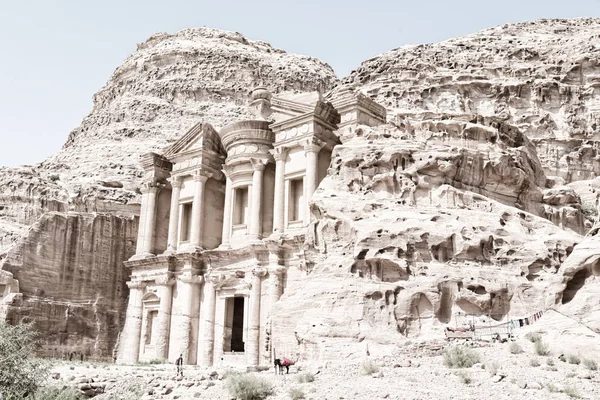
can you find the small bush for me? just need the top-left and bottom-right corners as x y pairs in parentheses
(534, 340), (550, 356)
(567, 354), (581, 365)
(559, 354), (567, 362)
(226, 374), (273, 400)
(509, 342), (523, 354)
(583, 358), (598, 371)
(546, 382), (558, 393)
(288, 387), (306, 400)
(457, 370), (472, 385)
(529, 358), (540, 367)
(34, 386), (84, 400)
(526, 332), (542, 343)
(296, 372), (315, 383)
(546, 358), (555, 366)
(443, 346), (482, 369)
(564, 384), (581, 399)
(361, 361), (380, 376)
(486, 362), (499, 376)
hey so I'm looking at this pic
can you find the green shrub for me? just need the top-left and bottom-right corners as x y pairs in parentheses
(361, 361), (380, 375)
(486, 362), (499, 376)
(296, 372), (315, 383)
(0, 322), (50, 399)
(288, 387), (305, 400)
(546, 358), (555, 366)
(226, 374), (273, 400)
(567, 354), (581, 365)
(33, 386), (83, 400)
(456, 370), (472, 384)
(581, 202), (598, 221)
(529, 358), (540, 367)
(534, 340), (550, 356)
(546, 382), (558, 393)
(443, 346), (481, 369)
(564, 384), (581, 399)
(509, 342), (523, 354)
(583, 358), (598, 371)
(526, 332), (542, 343)
(559, 354), (567, 362)
(48, 174), (60, 182)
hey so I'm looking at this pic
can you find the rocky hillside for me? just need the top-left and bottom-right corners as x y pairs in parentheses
(1, 19), (600, 360)
(339, 18), (600, 188)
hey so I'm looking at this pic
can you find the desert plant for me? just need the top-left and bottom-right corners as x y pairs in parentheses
(529, 358), (540, 367)
(567, 354), (581, 365)
(563, 384), (581, 399)
(546, 358), (555, 366)
(296, 372), (315, 383)
(33, 386), (84, 400)
(509, 342), (523, 354)
(526, 332), (542, 343)
(534, 340), (550, 356)
(456, 370), (472, 384)
(0, 322), (50, 399)
(443, 345), (482, 369)
(581, 202), (598, 221)
(583, 358), (598, 371)
(48, 174), (60, 182)
(546, 382), (558, 393)
(288, 387), (306, 400)
(226, 373), (273, 400)
(486, 362), (499, 377)
(361, 361), (380, 375)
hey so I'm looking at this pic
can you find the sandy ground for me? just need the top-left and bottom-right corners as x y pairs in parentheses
(46, 337), (600, 400)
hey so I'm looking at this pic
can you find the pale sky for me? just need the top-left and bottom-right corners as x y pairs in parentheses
(1, 0), (599, 167)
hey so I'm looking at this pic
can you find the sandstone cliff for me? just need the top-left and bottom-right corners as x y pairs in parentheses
(2, 19), (600, 361)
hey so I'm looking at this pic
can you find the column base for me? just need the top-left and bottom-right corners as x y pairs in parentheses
(129, 253), (156, 261)
(217, 243), (231, 250)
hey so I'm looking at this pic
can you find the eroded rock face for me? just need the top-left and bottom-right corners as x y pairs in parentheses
(339, 18), (600, 184)
(271, 122), (584, 362)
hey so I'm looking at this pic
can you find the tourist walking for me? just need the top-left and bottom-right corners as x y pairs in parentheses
(176, 354), (183, 377)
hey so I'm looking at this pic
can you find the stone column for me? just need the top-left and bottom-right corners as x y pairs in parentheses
(178, 274), (203, 364)
(269, 265), (286, 307)
(303, 139), (323, 225)
(141, 184), (159, 255)
(201, 276), (218, 366)
(154, 275), (175, 360)
(119, 281), (146, 364)
(190, 171), (211, 249)
(166, 177), (183, 253)
(249, 159), (267, 241)
(247, 268), (266, 367)
(270, 147), (288, 234)
(220, 173), (233, 249)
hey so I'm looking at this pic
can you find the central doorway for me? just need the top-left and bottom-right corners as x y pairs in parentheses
(224, 296), (245, 352)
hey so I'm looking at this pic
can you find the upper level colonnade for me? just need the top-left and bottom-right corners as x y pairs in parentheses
(130, 87), (387, 259)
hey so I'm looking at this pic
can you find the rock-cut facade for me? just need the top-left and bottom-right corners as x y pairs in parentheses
(117, 88), (387, 367)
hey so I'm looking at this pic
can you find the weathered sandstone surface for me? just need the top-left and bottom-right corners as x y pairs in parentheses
(1, 19), (600, 361)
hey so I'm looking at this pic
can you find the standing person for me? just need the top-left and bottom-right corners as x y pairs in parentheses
(176, 354), (184, 378)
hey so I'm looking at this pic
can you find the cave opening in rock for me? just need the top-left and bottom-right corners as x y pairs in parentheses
(562, 268), (591, 305)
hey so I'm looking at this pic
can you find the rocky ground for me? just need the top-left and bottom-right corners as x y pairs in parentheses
(45, 333), (599, 400)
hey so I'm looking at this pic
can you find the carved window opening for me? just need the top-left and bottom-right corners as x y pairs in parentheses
(0, 284), (5, 298)
(233, 187), (249, 226)
(180, 202), (193, 242)
(288, 178), (304, 223)
(145, 310), (158, 345)
(224, 296), (245, 352)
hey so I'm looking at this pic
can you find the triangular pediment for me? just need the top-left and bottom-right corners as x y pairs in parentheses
(163, 122), (226, 160)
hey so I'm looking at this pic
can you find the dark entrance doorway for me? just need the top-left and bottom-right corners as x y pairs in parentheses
(225, 296), (245, 352)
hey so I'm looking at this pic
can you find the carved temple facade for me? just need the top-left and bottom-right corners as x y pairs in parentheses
(117, 88), (386, 367)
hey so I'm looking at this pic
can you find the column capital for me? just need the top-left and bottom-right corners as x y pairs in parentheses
(154, 275), (176, 286)
(252, 268), (268, 279)
(205, 273), (227, 286)
(179, 274), (204, 285)
(302, 137), (325, 153)
(126, 281), (147, 290)
(168, 176), (183, 188)
(268, 266), (287, 276)
(250, 158), (269, 172)
(140, 182), (160, 194)
(193, 170), (212, 182)
(269, 147), (289, 162)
